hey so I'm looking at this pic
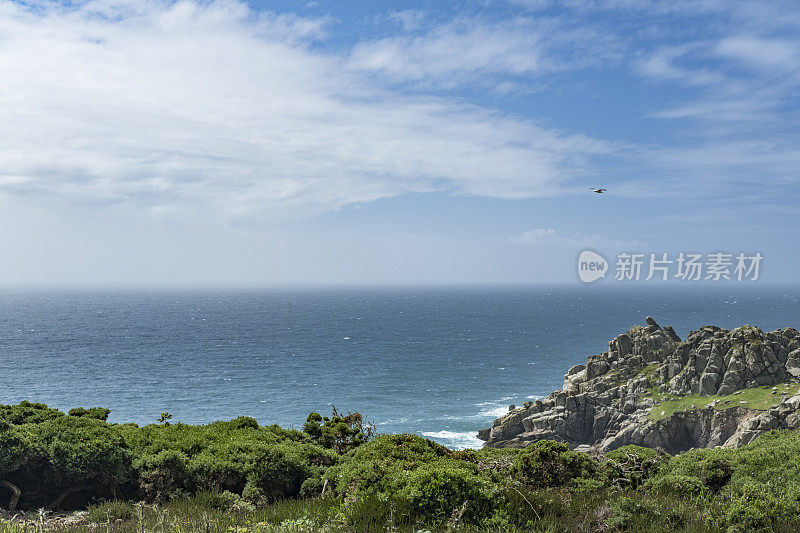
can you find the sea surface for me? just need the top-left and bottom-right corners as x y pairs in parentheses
(1, 285), (799, 449)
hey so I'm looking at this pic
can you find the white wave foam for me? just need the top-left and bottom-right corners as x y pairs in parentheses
(477, 405), (509, 418)
(474, 396), (518, 419)
(422, 430), (484, 450)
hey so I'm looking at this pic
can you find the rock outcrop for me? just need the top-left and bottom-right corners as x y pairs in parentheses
(478, 318), (800, 453)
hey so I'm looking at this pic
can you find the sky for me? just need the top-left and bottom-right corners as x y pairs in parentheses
(0, 0), (798, 286)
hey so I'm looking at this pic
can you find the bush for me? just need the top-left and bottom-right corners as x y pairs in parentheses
(121, 417), (335, 503)
(0, 401), (64, 425)
(14, 401), (800, 531)
(192, 490), (255, 512)
(483, 486), (564, 529)
(303, 408), (375, 454)
(0, 427), (35, 475)
(134, 449), (190, 502)
(393, 463), (494, 524)
(450, 449), (479, 463)
(324, 434), (451, 495)
(299, 477), (324, 499)
(86, 500), (134, 523)
(698, 456), (732, 493)
(646, 474), (709, 497)
(341, 493), (410, 530)
(719, 483), (800, 532)
(604, 495), (696, 531)
(604, 445), (669, 488)
(0, 416), (132, 509)
(228, 416), (259, 430)
(511, 440), (598, 488)
(188, 452), (244, 493)
(606, 496), (655, 530)
(68, 407), (111, 421)
(243, 444), (317, 501)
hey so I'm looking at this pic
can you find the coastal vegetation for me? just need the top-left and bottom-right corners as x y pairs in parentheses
(646, 382), (800, 421)
(3, 402), (800, 531)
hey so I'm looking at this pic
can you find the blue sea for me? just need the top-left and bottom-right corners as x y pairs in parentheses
(2, 286), (799, 448)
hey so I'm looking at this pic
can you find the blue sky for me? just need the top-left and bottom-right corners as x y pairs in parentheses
(0, 0), (798, 285)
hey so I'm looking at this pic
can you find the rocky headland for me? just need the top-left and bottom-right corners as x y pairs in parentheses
(479, 318), (800, 453)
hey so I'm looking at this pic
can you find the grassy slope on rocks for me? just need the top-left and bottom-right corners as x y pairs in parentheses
(3, 402), (800, 532)
(646, 382), (800, 421)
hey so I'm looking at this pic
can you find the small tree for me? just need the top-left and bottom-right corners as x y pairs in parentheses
(302, 407), (375, 454)
(157, 412), (173, 426)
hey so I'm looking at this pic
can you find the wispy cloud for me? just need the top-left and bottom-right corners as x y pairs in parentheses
(507, 228), (645, 249)
(387, 9), (426, 32)
(349, 19), (545, 85)
(715, 36), (800, 73)
(0, 0), (610, 218)
(0, 0), (797, 222)
(348, 16), (621, 89)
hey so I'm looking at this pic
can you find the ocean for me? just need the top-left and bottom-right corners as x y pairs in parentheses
(1, 285), (799, 449)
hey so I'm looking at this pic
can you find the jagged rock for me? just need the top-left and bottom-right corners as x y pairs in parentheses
(787, 349), (800, 377)
(478, 319), (800, 453)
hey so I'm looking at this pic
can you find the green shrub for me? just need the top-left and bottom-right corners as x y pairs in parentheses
(646, 474), (709, 497)
(188, 452), (244, 493)
(698, 457), (732, 493)
(450, 449), (480, 462)
(485, 486), (570, 529)
(604, 445), (669, 488)
(0, 428), (35, 474)
(121, 417), (334, 503)
(228, 416), (259, 430)
(341, 493), (410, 530)
(0, 401), (64, 425)
(646, 447), (725, 496)
(324, 434), (450, 495)
(191, 490), (255, 512)
(303, 409), (374, 454)
(511, 440), (598, 488)
(607, 496), (651, 530)
(243, 444), (316, 501)
(603, 495), (698, 531)
(134, 449), (190, 502)
(719, 483), (800, 532)
(393, 462), (494, 524)
(569, 476), (606, 492)
(16, 401), (800, 531)
(299, 476), (324, 499)
(68, 407), (111, 421)
(86, 500), (134, 523)
(0, 416), (132, 509)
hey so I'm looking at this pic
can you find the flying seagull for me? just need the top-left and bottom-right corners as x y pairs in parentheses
(590, 188), (607, 194)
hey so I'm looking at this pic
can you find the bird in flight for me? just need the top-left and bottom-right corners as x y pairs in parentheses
(590, 188), (607, 194)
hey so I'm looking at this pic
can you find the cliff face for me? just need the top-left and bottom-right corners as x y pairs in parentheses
(478, 318), (800, 453)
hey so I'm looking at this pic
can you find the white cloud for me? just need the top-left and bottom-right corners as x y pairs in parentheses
(348, 16), (620, 88)
(349, 19), (544, 85)
(507, 228), (645, 249)
(637, 45), (726, 86)
(715, 36), (800, 73)
(0, 0), (608, 219)
(387, 9), (426, 32)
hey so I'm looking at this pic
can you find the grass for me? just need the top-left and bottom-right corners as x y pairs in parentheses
(647, 382), (800, 421)
(605, 363), (659, 389)
(1, 497), (345, 533)
(638, 363), (659, 380)
(0, 490), (724, 533)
